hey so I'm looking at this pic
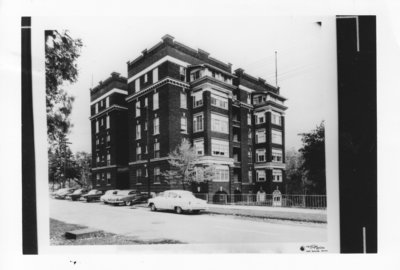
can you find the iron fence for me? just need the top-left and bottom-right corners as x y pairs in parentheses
(193, 193), (327, 209)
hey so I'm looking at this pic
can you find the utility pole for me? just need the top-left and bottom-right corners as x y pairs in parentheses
(275, 51), (278, 87)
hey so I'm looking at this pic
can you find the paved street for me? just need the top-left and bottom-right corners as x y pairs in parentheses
(50, 198), (327, 245)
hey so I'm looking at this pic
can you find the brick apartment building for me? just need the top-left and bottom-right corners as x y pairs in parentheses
(90, 35), (287, 197)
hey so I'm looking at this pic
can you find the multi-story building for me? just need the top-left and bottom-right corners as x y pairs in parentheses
(90, 72), (129, 190)
(90, 35), (287, 196)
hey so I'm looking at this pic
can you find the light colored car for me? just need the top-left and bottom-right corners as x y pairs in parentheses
(106, 189), (140, 206)
(147, 190), (208, 214)
(82, 189), (105, 202)
(53, 188), (75, 199)
(66, 188), (88, 201)
(100, 189), (119, 204)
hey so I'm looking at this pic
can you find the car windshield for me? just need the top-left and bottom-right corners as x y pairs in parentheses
(87, 190), (98, 195)
(118, 190), (136, 196)
(72, 189), (82, 194)
(105, 190), (116, 195)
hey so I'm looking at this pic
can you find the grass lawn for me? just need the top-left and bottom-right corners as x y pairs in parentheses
(50, 218), (184, 245)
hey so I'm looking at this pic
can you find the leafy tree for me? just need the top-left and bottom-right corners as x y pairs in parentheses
(73, 151), (92, 188)
(45, 30), (82, 147)
(285, 148), (304, 194)
(163, 139), (215, 190)
(299, 121), (326, 194)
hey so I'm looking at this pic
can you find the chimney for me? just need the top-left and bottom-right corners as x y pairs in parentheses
(161, 34), (175, 45)
(111, 72), (120, 78)
(258, 77), (266, 84)
(142, 48), (148, 56)
(235, 68), (245, 76)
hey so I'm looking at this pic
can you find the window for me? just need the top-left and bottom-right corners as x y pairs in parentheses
(193, 113), (203, 132)
(136, 146), (142, 160)
(180, 92), (187, 108)
(272, 148), (283, 162)
(144, 121), (147, 131)
(153, 92), (159, 110)
(153, 117), (159, 135)
(190, 69), (202, 81)
(145, 145), (148, 154)
(179, 66), (186, 82)
(144, 73), (148, 83)
(136, 124), (141, 140)
(248, 170), (253, 183)
(247, 113), (252, 125)
(96, 120), (99, 133)
(211, 139), (229, 157)
(194, 139), (204, 156)
(106, 97), (109, 108)
(95, 103), (98, 114)
(152, 68), (158, 83)
(214, 165), (229, 182)
(211, 113), (229, 134)
(106, 115), (110, 129)
(247, 94), (251, 104)
(211, 94), (228, 110)
(107, 152), (111, 165)
(192, 91), (203, 108)
(100, 117), (104, 126)
(273, 169), (282, 182)
(96, 154), (100, 163)
(106, 173), (111, 185)
(255, 112), (265, 124)
(144, 97), (148, 107)
(272, 129), (282, 144)
(96, 173), (100, 182)
(96, 138), (99, 145)
(154, 142), (160, 158)
(181, 116), (187, 133)
(256, 129), (266, 143)
(271, 111), (282, 125)
(136, 168), (142, 181)
(135, 78), (140, 92)
(256, 170), (266, 182)
(154, 167), (161, 183)
(107, 133), (110, 142)
(248, 148), (252, 161)
(256, 149), (266, 162)
(136, 101), (141, 117)
(248, 129), (252, 140)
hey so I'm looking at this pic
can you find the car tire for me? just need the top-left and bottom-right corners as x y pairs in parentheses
(150, 203), (157, 211)
(125, 201), (132, 206)
(175, 206), (183, 214)
(86, 198), (91, 202)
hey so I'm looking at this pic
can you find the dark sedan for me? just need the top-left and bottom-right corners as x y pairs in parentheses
(66, 188), (88, 201)
(82, 189), (105, 202)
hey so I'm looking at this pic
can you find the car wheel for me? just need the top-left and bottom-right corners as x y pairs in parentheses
(125, 201), (132, 206)
(175, 206), (183, 214)
(150, 203), (157, 211)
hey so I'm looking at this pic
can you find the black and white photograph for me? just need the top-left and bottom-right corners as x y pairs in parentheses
(4, 0), (400, 268)
(35, 16), (338, 253)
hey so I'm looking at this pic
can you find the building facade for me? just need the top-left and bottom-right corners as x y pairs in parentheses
(90, 35), (287, 196)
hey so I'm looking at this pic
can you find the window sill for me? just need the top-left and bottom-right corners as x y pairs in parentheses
(153, 182), (161, 185)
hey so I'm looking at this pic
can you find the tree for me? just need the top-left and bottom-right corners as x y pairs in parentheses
(285, 148), (304, 194)
(163, 139), (215, 190)
(74, 151), (92, 188)
(45, 30), (82, 148)
(299, 121), (326, 194)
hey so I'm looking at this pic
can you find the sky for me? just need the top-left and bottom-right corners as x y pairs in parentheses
(46, 16), (336, 154)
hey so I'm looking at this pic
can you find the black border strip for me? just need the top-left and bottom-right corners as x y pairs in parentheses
(21, 16), (38, 255)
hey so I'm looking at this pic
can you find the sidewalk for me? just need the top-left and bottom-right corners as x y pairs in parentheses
(137, 203), (327, 223)
(206, 204), (327, 223)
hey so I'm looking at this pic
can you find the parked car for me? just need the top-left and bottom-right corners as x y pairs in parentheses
(100, 189), (119, 204)
(82, 189), (105, 202)
(106, 189), (142, 206)
(53, 188), (75, 199)
(66, 188), (88, 201)
(147, 190), (208, 214)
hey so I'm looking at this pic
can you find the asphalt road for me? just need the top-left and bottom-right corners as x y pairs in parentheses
(50, 198), (327, 245)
